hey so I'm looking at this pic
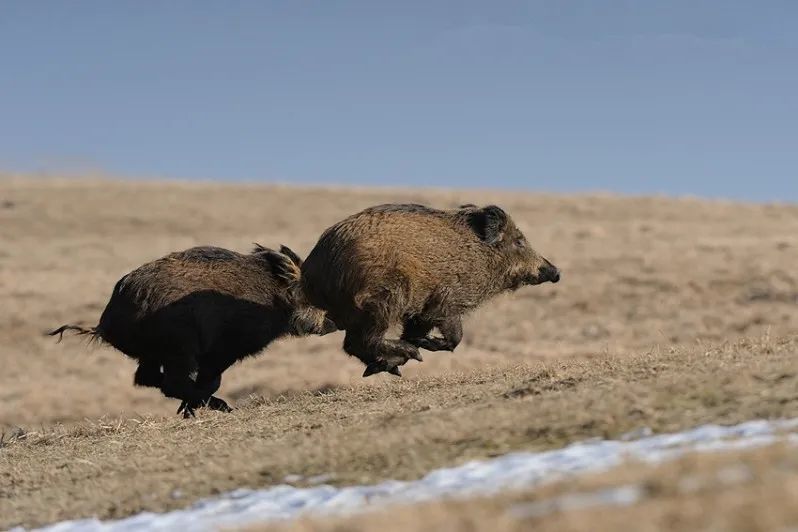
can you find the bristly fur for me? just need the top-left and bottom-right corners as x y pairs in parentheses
(300, 203), (559, 377)
(48, 244), (337, 417)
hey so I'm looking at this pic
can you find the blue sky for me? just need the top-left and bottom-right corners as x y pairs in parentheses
(1, 1), (796, 201)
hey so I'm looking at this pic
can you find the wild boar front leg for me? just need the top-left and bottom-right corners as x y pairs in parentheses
(160, 356), (218, 418)
(401, 315), (463, 352)
(177, 363), (233, 416)
(343, 316), (422, 377)
(195, 367), (232, 413)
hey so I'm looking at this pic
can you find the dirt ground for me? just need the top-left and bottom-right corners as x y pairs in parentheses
(0, 175), (797, 529)
(1, 175), (796, 428)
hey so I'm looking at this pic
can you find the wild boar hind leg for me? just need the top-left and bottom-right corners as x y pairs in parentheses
(343, 316), (422, 378)
(401, 315), (463, 352)
(133, 360), (163, 388)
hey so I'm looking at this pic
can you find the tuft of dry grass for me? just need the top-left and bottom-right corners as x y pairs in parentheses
(256, 442), (798, 532)
(1, 176), (797, 428)
(1, 335), (796, 529)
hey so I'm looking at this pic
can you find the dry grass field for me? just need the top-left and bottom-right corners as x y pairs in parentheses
(2, 175), (796, 428)
(1, 174), (797, 529)
(2, 336), (796, 528)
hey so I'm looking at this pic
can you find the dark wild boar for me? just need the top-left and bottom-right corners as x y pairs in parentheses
(50, 244), (337, 417)
(300, 203), (560, 377)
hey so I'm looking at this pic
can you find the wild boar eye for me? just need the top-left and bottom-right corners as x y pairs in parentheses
(514, 238), (526, 249)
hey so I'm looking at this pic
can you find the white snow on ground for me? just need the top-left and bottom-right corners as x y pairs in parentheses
(23, 417), (798, 532)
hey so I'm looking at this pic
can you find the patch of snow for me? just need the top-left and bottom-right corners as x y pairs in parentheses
(21, 417), (798, 532)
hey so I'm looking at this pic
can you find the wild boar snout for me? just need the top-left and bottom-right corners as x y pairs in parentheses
(538, 259), (560, 284)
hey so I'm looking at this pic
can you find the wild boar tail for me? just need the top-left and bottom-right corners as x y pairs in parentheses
(47, 324), (102, 345)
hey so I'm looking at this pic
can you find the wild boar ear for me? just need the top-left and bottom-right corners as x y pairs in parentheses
(264, 250), (301, 284)
(467, 205), (509, 245)
(279, 245), (303, 268)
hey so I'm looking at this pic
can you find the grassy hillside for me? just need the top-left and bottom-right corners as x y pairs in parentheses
(1, 176), (796, 428)
(0, 176), (797, 529)
(2, 335), (796, 529)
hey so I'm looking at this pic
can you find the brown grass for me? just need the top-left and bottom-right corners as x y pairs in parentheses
(1, 335), (796, 529)
(1, 176), (797, 428)
(258, 442), (798, 532)
(1, 175), (797, 529)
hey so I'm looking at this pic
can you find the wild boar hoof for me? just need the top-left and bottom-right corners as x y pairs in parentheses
(177, 396), (232, 417)
(206, 396), (233, 413)
(362, 363), (382, 377)
(177, 401), (197, 419)
(362, 362), (402, 378)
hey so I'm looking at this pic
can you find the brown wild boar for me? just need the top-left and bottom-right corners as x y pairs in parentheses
(300, 203), (560, 377)
(50, 244), (337, 417)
